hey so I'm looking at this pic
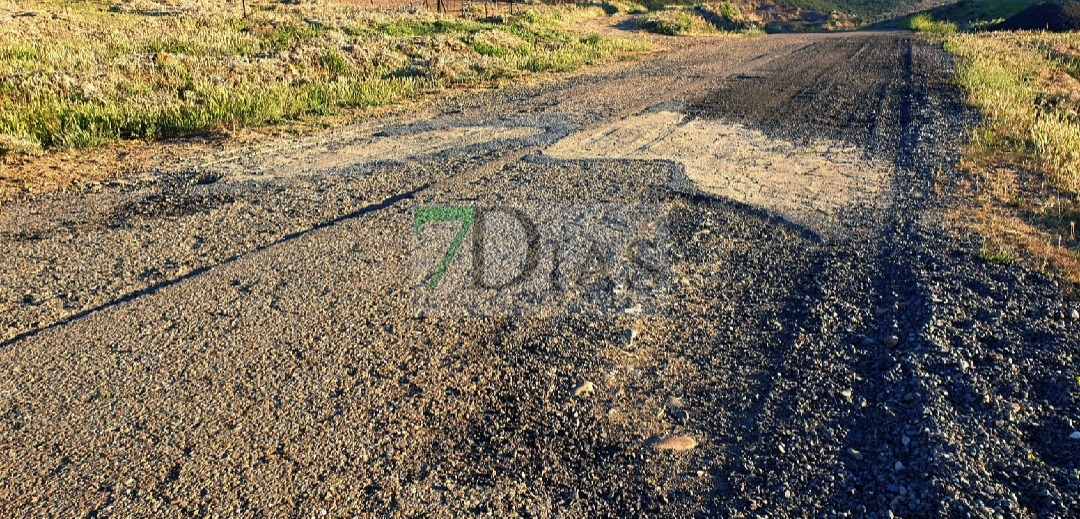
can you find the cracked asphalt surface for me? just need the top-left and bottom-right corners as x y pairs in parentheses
(2, 32), (1079, 517)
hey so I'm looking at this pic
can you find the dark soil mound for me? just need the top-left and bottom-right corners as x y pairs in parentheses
(994, 1), (1080, 32)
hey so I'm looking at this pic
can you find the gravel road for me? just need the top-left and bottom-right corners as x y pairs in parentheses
(2, 32), (1078, 517)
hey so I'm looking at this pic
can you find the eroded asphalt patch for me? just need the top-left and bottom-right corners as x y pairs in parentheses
(1, 33), (1078, 517)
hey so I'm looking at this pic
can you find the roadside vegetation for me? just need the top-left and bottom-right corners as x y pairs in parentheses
(905, 4), (1080, 290)
(947, 33), (1080, 193)
(909, 0), (1042, 31)
(778, 0), (904, 19)
(0, 0), (647, 154)
(636, 2), (762, 35)
(902, 12), (957, 34)
(638, 2), (760, 35)
(634, 0), (916, 19)
(592, 0), (649, 15)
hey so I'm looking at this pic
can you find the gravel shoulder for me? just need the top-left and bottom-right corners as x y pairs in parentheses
(1, 32), (1078, 517)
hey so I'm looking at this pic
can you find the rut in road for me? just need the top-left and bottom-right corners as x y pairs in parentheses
(1, 33), (1078, 518)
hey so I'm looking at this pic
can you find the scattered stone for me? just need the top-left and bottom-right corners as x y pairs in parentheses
(1070, 308), (1079, 321)
(573, 381), (595, 397)
(656, 436), (698, 452)
(884, 335), (900, 347)
(5, 33), (1071, 514)
(664, 395), (689, 422)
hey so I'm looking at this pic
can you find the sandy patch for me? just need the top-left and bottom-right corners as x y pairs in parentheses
(227, 125), (543, 181)
(546, 110), (890, 233)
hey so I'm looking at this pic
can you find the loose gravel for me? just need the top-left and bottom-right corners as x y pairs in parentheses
(1, 32), (1077, 517)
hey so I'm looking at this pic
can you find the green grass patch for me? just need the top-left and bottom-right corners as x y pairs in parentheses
(980, 247), (1018, 266)
(321, 50), (352, 78)
(640, 8), (702, 35)
(0, 45), (38, 60)
(904, 13), (958, 34)
(471, 40), (508, 57)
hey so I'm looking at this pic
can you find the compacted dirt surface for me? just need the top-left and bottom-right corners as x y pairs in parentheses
(2, 32), (1079, 517)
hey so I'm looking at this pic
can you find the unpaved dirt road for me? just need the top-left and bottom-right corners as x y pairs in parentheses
(2, 32), (1079, 517)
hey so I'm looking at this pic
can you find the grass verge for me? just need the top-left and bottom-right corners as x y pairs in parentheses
(946, 32), (1080, 193)
(908, 10), (1080, 291)
(0, 1), (648, 155)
